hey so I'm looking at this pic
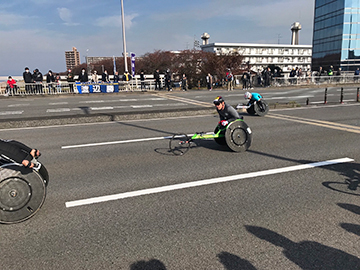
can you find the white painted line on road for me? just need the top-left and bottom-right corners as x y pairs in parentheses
(0, 111), (24, 115)
(61, 135), (173, 149)
(65, 157), (354, 208)
(131, 105), (153, 108)
(46, 108), (71, 113)
(79, 100), (104, 104)
(90, 106), (114, 110)
(8, 104), (30, 107)
(49, 102), (69, 105)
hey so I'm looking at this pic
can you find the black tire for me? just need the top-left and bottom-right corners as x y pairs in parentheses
(169, 134), (190, 155)
(225, 120), (252, 152)
(0, 165), (46, 224)
(214, 126), (227, 145)
(254, 100), (269, 116)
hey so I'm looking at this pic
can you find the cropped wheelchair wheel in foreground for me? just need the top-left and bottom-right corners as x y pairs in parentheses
(0, 165), (47, 224)
(169, 133), (191, 156)
(225, 121), (252, 152)
(254, 100), (269, 116)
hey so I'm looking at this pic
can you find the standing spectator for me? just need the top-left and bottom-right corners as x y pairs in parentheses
(181, 73), (187, 91)
(33, 68), (43, 94)
(328, 65), (334, 76)
(154, 69), (161, 90)
(5, 76), (17, 96)
(66, 69), (75, 92)
(23, 67), (33, 93)
(264, 67), (271, 87)
(113, 71), (120, 83)
(257, 69), (263, 87)
(241, 72), (248, 90)
(206, 73), (213, 91)
(91, 70), (98, 83)
(55, 73), (61, 93)
(354, 68), (359, 82)
(140, 70), (146, 91)
(78, 68), (88, 83)
(46, 70), (55, 93)
(226, 69), (234, 91)
(165, 69), (172, 91)
(335, 68), (341, 83)
(122, 71), (132, 91)
(101, 70), (109, 82)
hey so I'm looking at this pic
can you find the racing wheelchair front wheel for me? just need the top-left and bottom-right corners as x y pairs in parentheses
(0, 164), (47, 224)
(225, 120), (252, 152)
(254, 100), (269, 116)
(169, 133), (191, 155)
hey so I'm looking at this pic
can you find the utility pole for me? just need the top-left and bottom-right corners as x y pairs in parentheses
(120, 0), (128, 72)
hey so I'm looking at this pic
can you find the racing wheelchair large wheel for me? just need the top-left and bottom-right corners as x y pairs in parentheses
(0, 164), (47, 224)
(254, 100), (269, 116)
(225, 120), (252, 152)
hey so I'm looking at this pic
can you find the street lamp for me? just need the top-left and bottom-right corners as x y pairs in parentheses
(120, 0), (128, 73)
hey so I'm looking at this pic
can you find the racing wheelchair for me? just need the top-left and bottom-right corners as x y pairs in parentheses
(169, 119), (252, 155)
(236, 100), (269, 117)
(0, 156), (49, 224)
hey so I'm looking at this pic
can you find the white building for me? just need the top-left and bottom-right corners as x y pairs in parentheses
(200, 42), (312, 74)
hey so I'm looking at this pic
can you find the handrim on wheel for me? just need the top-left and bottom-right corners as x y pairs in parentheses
(225, 120), (252, 152)
(0, 164), (47, 224)
(169, 133), (191, 155)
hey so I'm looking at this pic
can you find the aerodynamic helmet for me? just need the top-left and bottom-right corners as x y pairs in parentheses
(213, 96), (224, 105)
(244, 92), (252, 99)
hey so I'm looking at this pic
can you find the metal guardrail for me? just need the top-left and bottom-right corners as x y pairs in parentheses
(234, 74), (360, 88)
(0, 79), (163, 96)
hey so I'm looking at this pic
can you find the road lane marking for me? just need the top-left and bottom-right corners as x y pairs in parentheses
(65, 157), (354, 208)
(267, 113), (360, 133)
(61, 136), (173, 149)
(0, 111), (24, 115)
(155, 93), (211, 107)
(8, 104), (30, 107)
(49, 102), (69, 105)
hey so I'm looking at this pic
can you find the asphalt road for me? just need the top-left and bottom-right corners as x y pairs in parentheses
(1, 102), (360, 269)
(0, 85), (358, 122)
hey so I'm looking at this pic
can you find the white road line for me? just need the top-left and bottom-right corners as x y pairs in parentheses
(8, 104), (30, 107)
(47, 108), (71, 113)
(65, 157), (354, 208)
(61, 136), (173, 149)
(131, 105), (153, 108)
(0, 111), (24, 115)
(90, 106), (114, 110)
(49, 102), (69, 105)
(79, 100), (104, 104)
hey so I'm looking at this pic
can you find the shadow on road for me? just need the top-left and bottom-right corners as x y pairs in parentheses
(337, 203), (360, 236)
(248, 149), (360, 196)
(217, 251), (257, 270)
(245, 225), (360, 269)
(129, 259), (167, 270)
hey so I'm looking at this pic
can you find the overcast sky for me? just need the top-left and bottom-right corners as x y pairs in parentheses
(0, 0), (315, 75)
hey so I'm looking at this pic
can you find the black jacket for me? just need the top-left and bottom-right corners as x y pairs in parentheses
(23, 71), (33, 83)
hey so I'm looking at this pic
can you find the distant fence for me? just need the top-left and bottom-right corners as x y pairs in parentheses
(234, 74), (360, 88)
(0, 78), (165, 96)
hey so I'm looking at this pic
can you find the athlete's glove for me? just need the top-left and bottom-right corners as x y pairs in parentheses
(220, 120), (229, 126)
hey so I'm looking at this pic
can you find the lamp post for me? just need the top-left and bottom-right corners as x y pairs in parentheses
(120, 0), (128, 72)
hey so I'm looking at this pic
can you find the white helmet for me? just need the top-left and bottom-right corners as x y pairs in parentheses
(244, 91), (251, 99)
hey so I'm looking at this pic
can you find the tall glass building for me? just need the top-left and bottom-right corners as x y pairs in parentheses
(312, 0), (360, 72)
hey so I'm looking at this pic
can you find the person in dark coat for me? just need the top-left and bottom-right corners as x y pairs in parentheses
(23, 67), (33, 93)
(78, 68), (88, 83)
